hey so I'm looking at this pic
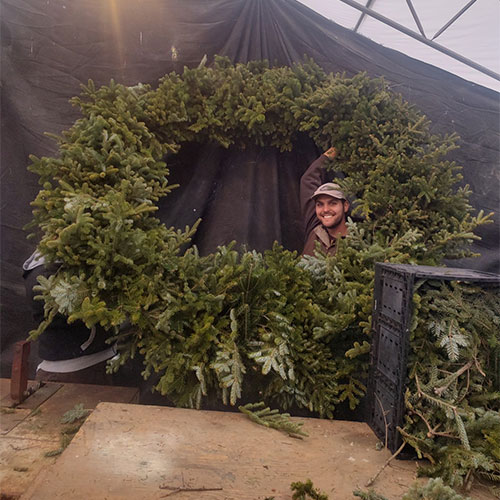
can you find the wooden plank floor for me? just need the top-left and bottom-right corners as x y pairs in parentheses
(21, 402), (423, 500)
(0, 379), (139, 499)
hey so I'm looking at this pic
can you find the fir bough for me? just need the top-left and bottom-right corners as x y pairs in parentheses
(354, 478), (474, 500)
(238, 402), (308, 439)
(291, 479), (328, 500)
(401, 478), (472, 500)
(60, 403), (91, 424)
(353, 489), (388, 500)
(45, 403), (91, 457)
(401, 281), (500, 489)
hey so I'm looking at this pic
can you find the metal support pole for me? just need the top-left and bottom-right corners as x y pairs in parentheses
(339, 0), (500, 82)
(432, 0), (478, 41)
(405, 0), (426, 39)
(353, 0), (375, 33)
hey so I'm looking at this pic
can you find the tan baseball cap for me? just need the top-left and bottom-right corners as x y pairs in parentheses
(311, 182), (346, 200)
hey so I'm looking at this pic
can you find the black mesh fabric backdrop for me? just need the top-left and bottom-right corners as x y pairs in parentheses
(1, 0), (499, 376)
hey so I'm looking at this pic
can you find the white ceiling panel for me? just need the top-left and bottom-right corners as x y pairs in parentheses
(298, 0), (500, 91)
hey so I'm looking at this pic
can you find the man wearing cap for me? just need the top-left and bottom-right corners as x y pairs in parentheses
(300, 147), (349, 256)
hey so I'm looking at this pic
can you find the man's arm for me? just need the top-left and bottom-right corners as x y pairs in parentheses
(300, 147), (337, 239)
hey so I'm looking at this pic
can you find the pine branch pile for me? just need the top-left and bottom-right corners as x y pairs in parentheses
(401, 281), (500, 489)
(113, 242), (380, 416)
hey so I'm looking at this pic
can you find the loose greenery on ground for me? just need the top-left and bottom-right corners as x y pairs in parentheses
(291, 479), (329, 500)
(295, 477), (475, 500)
(44, 403), (91, 457)
(239, 401), (308, 439)
(26, 57), (496, 488)
(354, 477), (474, 499)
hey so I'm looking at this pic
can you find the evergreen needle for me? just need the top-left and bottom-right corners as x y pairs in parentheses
(239, 402), (308, 439)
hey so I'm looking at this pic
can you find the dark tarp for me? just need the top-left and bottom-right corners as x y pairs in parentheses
(1, 0), (499, 377)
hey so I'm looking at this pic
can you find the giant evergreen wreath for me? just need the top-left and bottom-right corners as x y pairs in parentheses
(27, 57), (497, 486)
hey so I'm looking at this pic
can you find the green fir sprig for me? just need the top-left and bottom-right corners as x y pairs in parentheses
(238, 401), (308, 439)
(291, 479), (328, 500)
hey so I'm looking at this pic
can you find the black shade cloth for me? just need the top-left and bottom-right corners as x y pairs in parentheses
(160, 137), (319, 254)
(1, 0), (499, 376)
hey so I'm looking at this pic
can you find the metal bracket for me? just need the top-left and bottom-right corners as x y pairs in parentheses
(339, 0), (500, 82)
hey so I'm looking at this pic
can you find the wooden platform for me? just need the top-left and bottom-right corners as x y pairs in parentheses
(20, 402), (423, 500)
(0, 379), (139, 499)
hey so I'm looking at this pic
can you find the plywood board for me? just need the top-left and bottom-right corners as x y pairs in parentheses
(1, 380), (139, 499)
(21, 402), (423, 500)
(0, 408), (31, 435)
(16, 383), (62, 410)
(0, 436), (59, 498)
(0, 380), (49, 408)
(9, 383), (139, 442)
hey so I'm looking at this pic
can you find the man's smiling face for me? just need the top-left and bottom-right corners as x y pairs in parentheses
(314, 194), (349, 229)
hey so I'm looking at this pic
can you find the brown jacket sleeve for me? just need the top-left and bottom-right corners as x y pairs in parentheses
(300, 154), (329, 243)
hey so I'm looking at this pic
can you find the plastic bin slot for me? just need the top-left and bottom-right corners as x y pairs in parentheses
(376, 325), (404, 385)
(370, 375), (398, 447)
(381, 278), (405, 324)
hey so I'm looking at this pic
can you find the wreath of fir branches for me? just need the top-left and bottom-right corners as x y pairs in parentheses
(26, 56), (497, 487)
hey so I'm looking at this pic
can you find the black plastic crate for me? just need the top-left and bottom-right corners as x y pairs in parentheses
(367, 263), (500, 454)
